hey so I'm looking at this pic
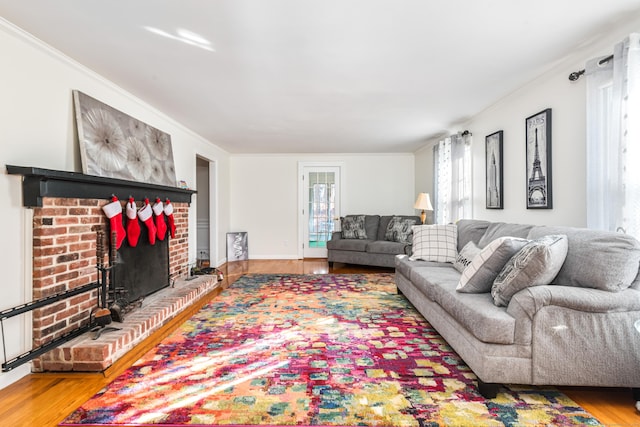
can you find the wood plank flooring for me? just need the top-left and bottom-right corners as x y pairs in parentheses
(0, 259), (637, 426)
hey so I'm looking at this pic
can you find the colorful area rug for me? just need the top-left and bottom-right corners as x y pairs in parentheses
(61, 273), (601, 426)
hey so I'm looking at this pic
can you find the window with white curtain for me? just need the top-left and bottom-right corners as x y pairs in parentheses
(586, 33), (640, 238)
(433, 133), (472, 224)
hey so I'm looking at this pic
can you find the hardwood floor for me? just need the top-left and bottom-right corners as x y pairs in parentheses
(0, 259), (638, 426)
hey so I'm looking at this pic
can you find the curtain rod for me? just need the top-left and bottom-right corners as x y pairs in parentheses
(568, 54), (614, 81)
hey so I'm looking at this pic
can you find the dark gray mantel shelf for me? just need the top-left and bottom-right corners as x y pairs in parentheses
(6, 165), (196, 207)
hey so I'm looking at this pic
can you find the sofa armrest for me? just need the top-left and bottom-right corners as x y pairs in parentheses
(508, 285), (640, 319)
(508, 283), (640, 387)
(507, 284), (640, 346)
(330, 231), (343, 241)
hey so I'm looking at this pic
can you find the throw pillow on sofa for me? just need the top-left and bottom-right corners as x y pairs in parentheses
(341, 215), (368, 239)
(385, 216), (418, 244)
(491, 234), (568, 307)
(410, 224), (457, 263)
(453, 241), (481, 273)
(527, 225), (640, 292)
(456, 236), (529, 293)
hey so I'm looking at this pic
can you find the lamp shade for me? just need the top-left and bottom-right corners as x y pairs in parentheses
(414, 193), (433, 211)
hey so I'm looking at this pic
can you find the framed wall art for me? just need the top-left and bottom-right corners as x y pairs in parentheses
(73, 90), (177, 187)
(485, 130), (503, 209)
(525, 108), (552, 209)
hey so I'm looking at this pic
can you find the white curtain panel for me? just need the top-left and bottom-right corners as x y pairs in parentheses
(434, 137), (452, 224)
(586, 33), (640, 238)
(433, 133), (472, 224)
(451, 133), (472, 221)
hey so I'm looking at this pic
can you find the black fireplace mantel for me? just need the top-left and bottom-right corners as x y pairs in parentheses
(6, 165), (196, 207)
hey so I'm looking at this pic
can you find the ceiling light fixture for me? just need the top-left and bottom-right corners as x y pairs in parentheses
(143, 26), (214, 52)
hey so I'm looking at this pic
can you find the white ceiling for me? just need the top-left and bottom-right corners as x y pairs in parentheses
(2, 1), (640, 154)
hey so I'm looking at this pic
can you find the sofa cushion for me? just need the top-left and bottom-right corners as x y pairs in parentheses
(341, 215), (368, 239)
(409, 224), (457, 263)
(384, 216), (418, 244)
(363, 215), (381, 241)
(378, 216), (393, 240)
(326, 238), (373, 252)
(366, 240), (406, 255)
(453, 241), (481, 273)
(410, 267), (517, 344)
(491, 235), (568, 307)
(435, 279), (517, 344)
(478, 222), (535, 248)
(528, 226), (640, 292)
(457, 236), (529, 293)
(456, 219), (491, 252)
(409, 266), (462, 301)
(395, 254), (451, 281)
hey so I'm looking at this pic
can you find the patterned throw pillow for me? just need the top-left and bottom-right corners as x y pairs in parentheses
(453, 241), (481, 273)
(409, 224), (457, 263)
(456, 236), (529, 293)
(384, 217), (418, 244)
(341, 215), (368, 239)
(491, 234), (568, 307)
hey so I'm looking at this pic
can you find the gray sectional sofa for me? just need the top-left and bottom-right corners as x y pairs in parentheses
(395, 219), (640, 398)
(327, 215), (420, 268)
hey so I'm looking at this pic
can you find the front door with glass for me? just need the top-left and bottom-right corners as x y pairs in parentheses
(301, 166), (340, 258)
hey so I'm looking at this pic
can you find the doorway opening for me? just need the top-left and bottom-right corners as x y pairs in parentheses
(196, 156), (213, 266)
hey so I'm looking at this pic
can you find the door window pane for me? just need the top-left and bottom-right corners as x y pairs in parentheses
(308, 172), (335, 248)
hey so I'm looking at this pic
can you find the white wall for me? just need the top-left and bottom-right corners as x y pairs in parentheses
(230, 154), (415, 259)
(416, 15), (640, 227)
(0, 19), (231, 389)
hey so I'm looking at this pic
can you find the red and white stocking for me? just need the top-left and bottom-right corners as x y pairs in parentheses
(102, 196), (126, 249)
(138, 198), (157, 245)
(125, 197), (141, 247)
(153, 198), (167, 241)
(164, 199), (176, 239)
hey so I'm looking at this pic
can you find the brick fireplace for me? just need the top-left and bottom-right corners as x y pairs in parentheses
(6, 166), (219, 372)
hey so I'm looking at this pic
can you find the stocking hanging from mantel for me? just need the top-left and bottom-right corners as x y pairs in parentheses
(125, 197), (141, 247)
(164, 199), (176, 239)
(102, 195), (126, 249)
(138, 198), (157, 245)
(153, 198), (167, 241)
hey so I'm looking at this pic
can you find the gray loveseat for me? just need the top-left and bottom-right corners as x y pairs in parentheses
(328, 215), (420, 268)
(395, 219), (640, 398)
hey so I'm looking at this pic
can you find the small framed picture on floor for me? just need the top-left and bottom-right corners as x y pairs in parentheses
(226, 232), (248, 261)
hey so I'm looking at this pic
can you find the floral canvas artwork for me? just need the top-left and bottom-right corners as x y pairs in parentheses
(73, 90), (177, 187)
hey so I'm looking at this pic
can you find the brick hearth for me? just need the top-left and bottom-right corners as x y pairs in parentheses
(35, 274), (219, 372)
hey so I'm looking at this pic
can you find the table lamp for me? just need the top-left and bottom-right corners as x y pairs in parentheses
(414, 193), (433, 224)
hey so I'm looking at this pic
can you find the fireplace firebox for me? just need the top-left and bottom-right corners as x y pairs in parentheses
(113, 226), (170, 305)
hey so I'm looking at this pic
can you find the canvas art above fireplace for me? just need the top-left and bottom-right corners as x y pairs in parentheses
(73, 90), (177, 187)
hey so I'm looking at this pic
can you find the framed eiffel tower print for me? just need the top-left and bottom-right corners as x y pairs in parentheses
(525, 109), (552, 209)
